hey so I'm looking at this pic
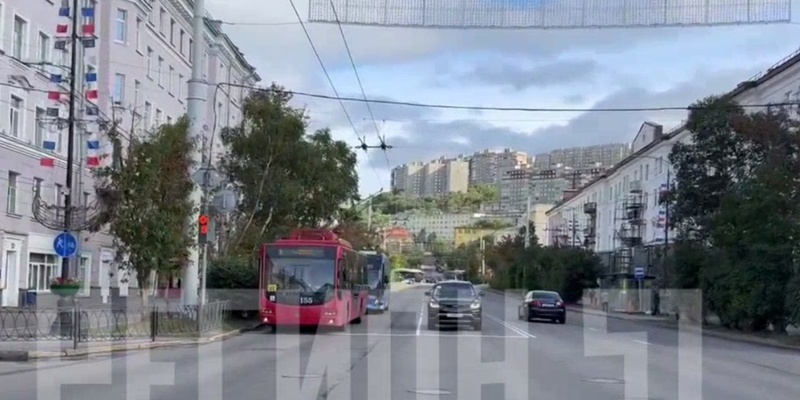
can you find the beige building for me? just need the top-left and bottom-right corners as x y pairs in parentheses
(533, 143), (631, 169)
(391, 157), (469, 197)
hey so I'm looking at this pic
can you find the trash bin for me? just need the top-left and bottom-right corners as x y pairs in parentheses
(25, 290), (36, 306)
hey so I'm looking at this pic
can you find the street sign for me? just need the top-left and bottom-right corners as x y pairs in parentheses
(53, 232), (78, 258)
(634, 267), (645, 280)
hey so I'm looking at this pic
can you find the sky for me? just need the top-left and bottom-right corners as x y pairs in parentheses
(206, 0), (800, 197)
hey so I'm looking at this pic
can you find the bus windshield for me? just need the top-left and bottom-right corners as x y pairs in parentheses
(266, 246), (336, 293)
(366, 255), (383, 290)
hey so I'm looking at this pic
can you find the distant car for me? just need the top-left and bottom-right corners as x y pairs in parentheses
(518, 290), (566, 324)
(425, 280), (484, 331)
(404, 278), (415, 284)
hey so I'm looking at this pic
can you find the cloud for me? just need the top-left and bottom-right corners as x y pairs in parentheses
(456, 58), (599, 90)
(369, 65), (762, 168)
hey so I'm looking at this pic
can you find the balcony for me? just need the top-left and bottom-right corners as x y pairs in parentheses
(583, 202), (597, 214)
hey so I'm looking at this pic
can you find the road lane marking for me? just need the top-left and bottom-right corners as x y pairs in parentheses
(587, 327), (600, 332)
(416, 302), (425, 336)
(632, 339), (650, 345)
(328, 332), (528, 339)
(484, 314), (536, 339)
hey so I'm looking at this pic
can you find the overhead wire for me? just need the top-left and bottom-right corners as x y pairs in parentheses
(286, 0), (384, 187)
(327, 0), (393, 179)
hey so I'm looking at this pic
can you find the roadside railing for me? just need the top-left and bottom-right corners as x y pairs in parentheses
(0, 300), (231, 345)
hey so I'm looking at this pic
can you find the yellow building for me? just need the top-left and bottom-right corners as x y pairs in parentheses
(454, 227), (501, 248)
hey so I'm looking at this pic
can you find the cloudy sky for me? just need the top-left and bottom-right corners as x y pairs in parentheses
(207, 0), (800, 197)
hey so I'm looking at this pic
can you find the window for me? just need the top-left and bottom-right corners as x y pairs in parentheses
(78, 256), (91, 296)
(155, 109), (163, 126)
(54, 184), (63, 206)
(143, 101), (152, 130)
(33, 178), (43, 197)
(37, 32), (50, 68)
(28, 253), (59, 292)
(147, 0), (155, 25)
(6, 172), (18, 214)
(157, 57), (163, 86)
(179, 30), (185, 54)
(9, 96), (23, 138)
(113, 73), (125, 104)
(159, 8), (166, 35)
(168, 66), (174, 94)
(188, 39), (193, 59)
(12, 16), (27, 59)
(135, 18), (142, 52)
(83, 191), (90, 206)
(34, 108), (45, 147)
(115, 9), (127, 42)
(170, 19), (176, 45)
(146, 47), (153, 77)
(134, 80), (141, 107)
(177, 74), (184, 99)
(166, 115), (173, 125)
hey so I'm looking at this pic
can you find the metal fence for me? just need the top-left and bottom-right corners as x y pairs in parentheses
(0, 300), (230, 343)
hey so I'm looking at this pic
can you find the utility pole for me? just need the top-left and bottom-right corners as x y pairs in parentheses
(183, 0), (207, 306)
(367, 196), (373, 231)
(72, 22), (87, 279)
(523, 196), (531, 249)
(60, 0), (80, 281)
(479, 236), (486, 283)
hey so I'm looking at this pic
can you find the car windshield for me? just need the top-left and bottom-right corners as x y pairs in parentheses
(434, 284), (475, 299)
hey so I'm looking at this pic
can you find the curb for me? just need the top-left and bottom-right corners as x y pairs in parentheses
(485, 287), (800, 352)
(0, 326), (254, 362)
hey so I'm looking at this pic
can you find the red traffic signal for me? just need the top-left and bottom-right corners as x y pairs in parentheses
(198, 215), (209, 236)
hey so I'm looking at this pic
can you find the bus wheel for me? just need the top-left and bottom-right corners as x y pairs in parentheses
(352, 316), (362, 324)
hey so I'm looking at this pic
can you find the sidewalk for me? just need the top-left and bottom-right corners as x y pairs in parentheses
(0, 327), (250, 362)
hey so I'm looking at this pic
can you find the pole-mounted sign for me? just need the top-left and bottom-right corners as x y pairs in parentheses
(198, 214), (209, 244)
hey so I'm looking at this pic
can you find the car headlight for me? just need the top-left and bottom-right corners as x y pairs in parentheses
(429, 301), (439, 308)
(470, 301), (481, 309)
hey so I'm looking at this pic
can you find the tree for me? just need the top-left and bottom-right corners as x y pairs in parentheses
(93, 117), (195, 310)
(218, 85), (359, 256)
(667, 97), (800, 331)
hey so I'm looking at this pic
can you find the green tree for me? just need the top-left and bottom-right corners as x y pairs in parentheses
(93, 117), (195, 310)
(218, 85), (359, 256)
(668, 98), (800, 331)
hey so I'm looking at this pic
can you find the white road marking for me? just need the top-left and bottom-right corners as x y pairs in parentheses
(587, 327), (600, 332)
(416, 301), (425, 336)
(484, 314), (536, 339)
(632, 339), (651, 345)
(328, 332), (527, 339)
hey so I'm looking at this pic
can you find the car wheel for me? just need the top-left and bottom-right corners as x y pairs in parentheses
(427, 319), (437, 330)
(558, 316), (566, 324)
(473, 321), (482, 331)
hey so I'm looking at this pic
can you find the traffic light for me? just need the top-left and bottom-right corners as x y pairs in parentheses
(198, 214), (209, 244)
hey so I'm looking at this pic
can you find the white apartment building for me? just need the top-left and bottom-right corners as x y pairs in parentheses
(546, 46), (800, 254)
(392, 212), (519, 243)
(0, 0), (258, 307)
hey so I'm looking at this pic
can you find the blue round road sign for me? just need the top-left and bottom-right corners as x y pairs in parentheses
(53, 232), (78, 258)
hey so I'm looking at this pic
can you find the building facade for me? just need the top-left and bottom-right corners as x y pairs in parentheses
(0, 0), (258, 307)
(546, 46), (800, 267)
(390, 156), (469, 197)
(533, 143), (631, 169)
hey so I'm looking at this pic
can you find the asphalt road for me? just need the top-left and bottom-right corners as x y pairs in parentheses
(1, 286), (799, 400)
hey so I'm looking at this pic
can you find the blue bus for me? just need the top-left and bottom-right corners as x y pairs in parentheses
(362, 251), (391, 313)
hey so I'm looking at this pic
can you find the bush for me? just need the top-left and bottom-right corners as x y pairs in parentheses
(206, 257), (259, 319)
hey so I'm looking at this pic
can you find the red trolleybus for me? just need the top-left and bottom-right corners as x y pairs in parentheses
(259, 229), (369, 331)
